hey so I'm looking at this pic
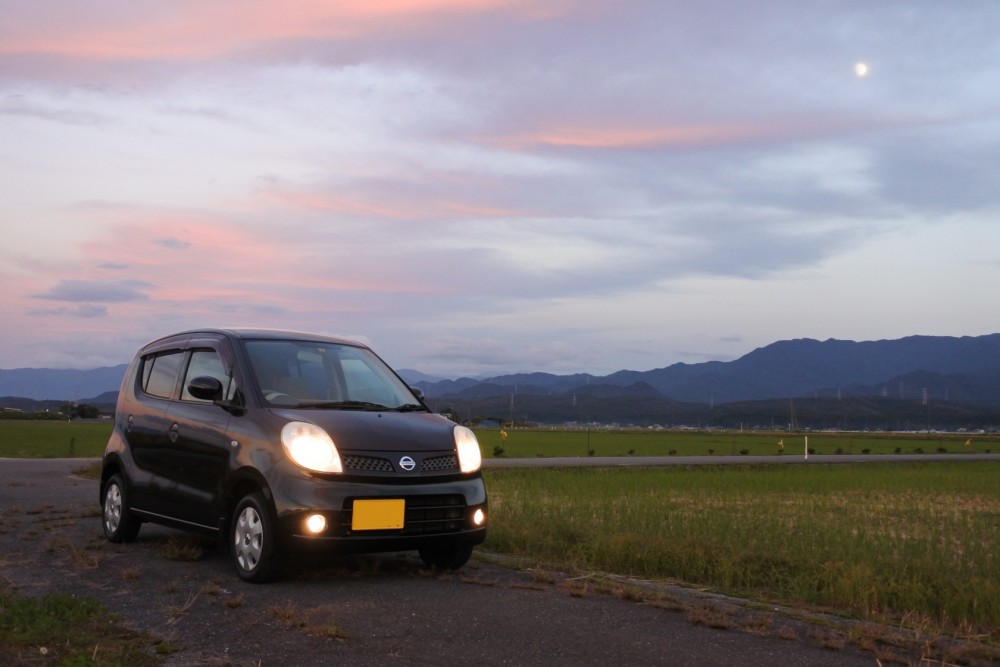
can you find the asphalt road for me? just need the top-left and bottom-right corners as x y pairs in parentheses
(0, 458), (947, 666)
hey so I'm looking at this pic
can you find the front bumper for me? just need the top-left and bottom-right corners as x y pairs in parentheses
(272, 471), (488, 552)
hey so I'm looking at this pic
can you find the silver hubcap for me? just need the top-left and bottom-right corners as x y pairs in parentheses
(104, 484), (122, 534)
(234, 506), (263, 571)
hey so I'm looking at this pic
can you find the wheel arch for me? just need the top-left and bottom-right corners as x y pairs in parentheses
(99, 455), (125, 503)
(222, 468), (275, 530)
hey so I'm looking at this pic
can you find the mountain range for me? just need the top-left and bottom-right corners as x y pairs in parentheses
(410, 334), (1000, 429)
(3, 334), (1000, 428)
(0, 365), (128, 402)
(413, 334), (1000, 404)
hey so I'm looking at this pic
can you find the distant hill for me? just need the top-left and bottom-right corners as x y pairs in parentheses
(396, 369), (450, 384)
(415, 334), (1000, 404)
(0, 365), (128, 401)
(414, 334), (1000, 427)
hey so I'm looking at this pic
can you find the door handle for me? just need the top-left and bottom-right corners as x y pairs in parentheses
(168, 423), (180, 443)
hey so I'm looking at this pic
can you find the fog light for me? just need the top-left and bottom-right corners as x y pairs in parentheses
(472, 508), (486, 527)
(305, 514), (327, 534)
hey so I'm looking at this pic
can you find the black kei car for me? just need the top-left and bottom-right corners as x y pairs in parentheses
(100, 329), (487, 582)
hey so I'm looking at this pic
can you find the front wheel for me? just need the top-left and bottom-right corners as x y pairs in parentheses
(102, 474), (140, 543)
(230, 492), (281, 583)
(419, 543), (474, 570)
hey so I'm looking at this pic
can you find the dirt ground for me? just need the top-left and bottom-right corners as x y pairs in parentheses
(2, 459), (996, 666)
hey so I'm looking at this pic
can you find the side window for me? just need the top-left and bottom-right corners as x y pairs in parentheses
(181, 349), (233, 402)
(142, 352), (184, 399)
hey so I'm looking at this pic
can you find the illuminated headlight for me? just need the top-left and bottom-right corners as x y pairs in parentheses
(281, 422), (342, 473)
(453, 425), (482, 473)
(473, 508), (486, 527)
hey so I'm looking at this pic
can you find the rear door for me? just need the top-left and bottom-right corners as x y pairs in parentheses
(127, 348), (186, 515)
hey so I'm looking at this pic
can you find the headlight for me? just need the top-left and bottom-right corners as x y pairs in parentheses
(281, 422), (342, 473)
(453, 425), (482, 473)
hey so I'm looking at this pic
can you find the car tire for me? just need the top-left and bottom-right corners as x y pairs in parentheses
(102, 473), (141, 543)
(230, 492), (281, 583)
(418, 543), (474, 570)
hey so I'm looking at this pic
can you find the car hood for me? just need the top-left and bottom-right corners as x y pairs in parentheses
(269, 409), (457, 453)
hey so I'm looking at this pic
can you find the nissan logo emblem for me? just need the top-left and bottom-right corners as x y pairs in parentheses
(399, 456), (416, 471)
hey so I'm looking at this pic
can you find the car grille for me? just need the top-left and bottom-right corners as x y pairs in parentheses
(421, 454), (458, 473)
(342, 494), (466, 535)
(340, 453), (460, 475)
(403, 494), (465, 534)
(342, 455), (394, 473)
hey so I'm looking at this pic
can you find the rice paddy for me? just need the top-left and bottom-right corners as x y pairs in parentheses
(484, 462), (1000, 637)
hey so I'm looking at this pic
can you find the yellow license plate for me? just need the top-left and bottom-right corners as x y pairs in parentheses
(352, 499), (405, 530)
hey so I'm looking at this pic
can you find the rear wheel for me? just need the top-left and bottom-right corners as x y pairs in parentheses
(102, 474), (140, 543)
(419, 543), (474, 570)
(230, 492), (281, 583)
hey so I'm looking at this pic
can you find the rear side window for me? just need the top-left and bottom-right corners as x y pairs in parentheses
(142, 352), (184, 399)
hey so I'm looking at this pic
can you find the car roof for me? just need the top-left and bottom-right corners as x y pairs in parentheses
(141, 328), (369, 351)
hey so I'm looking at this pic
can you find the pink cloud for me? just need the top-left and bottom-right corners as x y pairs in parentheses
(485, 115), (882, 151)
(503, 123), (767, 149)
(72, 212), (438, 309)
(0, 0), (571, 61)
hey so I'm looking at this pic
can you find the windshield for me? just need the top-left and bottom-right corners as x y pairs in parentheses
(244, 340), (422, 410)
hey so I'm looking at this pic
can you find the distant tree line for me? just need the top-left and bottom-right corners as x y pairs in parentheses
(0, 403), (102, 420)
(63, 403), (101, 419)
(0, 410), (67, 420)
(427, 394), (1000, 432)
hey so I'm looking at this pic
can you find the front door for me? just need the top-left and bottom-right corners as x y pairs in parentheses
(162, 343), (239, 530)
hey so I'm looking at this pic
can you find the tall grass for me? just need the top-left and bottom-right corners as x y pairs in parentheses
(484, 462), (1000, 636)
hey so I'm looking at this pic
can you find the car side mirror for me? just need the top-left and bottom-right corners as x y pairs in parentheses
(410, 386), (425, 401)
(188, 376), (224, 401)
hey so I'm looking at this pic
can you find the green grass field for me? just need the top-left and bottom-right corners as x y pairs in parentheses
(484, 462), (1000, 638)
(0, 420), (111, 457)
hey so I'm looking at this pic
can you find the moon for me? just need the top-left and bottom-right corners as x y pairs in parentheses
(855, 62), (869, 77)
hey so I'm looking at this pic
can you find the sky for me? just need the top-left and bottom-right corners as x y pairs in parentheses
(1, 1), (999, 378)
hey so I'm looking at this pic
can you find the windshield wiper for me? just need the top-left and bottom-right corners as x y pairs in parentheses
(294, 400), (389, 411)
